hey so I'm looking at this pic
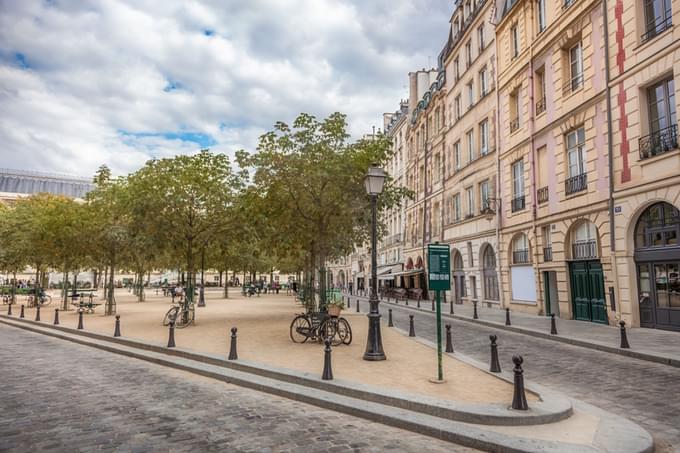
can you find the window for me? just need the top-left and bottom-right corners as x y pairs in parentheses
(569, 42), (583, 91)
(466, 186), (474, 217)
(640, 77), (678, 159)
(537, 0), (546, 33)
(572, 221), (598, 259)
(542, 226), (552, 261)
(509, 90), (520, 132)
(535, 66), (546, 114)
(454, 141), (461, 170)
(479, 119), (489, 155)
(479, 67), (488, 97)
(434, 153), (441, 182)
(511, 24), (520, 58)
(467, 242), (474, 267)
(470, 276), (477, 298)
(454, 58), (460, 82)
(635, 202), (680, 248)
(478, 24), (485, 51)
(643, 0), (673, 42)
(453, 252), (466, 300)
(466, 41), (472, 66)
(453, 193), (461, 222)
(566, 127), (586, 178)
(467, 130), (474, 163)
(480, 180), (490, 211)
(483, 246), (499, 301)
(467, 81), (474, 108)
(512, 234), (530, 264)
(455, 95), (461, 120)
(511, 159), (525, 212)
(537, 146), (549, 203)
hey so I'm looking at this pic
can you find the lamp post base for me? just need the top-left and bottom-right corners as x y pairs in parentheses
(363, 311), (386, 361)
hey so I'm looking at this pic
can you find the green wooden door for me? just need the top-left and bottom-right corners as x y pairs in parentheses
(570, 261), (607, 323)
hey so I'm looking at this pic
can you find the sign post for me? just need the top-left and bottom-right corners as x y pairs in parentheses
(427, 242), (451, 382)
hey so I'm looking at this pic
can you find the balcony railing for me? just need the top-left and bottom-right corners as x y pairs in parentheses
(572, 240), (597, 259)
(641, 15), (673, 43)
(536, 97), (546, 115)
(562, 0), (576, 11)
(639, 124), (678, 160)
(543, 246), (553, 262)
(509, 118), (520, 133)
(564, 73), (584, 93)
(513, 249), (529, 264)
(511, 195), (526, 212)
(537, 186), (549, 204)
(565, 173), (587, 195)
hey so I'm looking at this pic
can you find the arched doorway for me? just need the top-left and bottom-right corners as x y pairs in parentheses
(452, 250), (466, 303)
(338, 270), (346, 289)
(481, 245), (499, 301)
(634, 202), (680, 330)
(567, 220), (607, 323)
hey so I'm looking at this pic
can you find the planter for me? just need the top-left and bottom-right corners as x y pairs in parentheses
(327, 304), (342, 317)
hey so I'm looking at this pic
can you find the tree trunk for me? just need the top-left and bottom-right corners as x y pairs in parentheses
(106, 256), (115, 315)
(62, 270), (69, 310)
(11, 271), (17, 304)
(219, 270), (223, 288)
(223, 263), (229, 298)
(186, 239), (194, 304)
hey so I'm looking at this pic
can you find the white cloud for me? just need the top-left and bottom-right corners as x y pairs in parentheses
(0, 0), (450, 177)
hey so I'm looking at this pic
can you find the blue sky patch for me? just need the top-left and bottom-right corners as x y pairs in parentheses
(203, 29), (215, 36)
(14, 53), (29, 69)
(163, 78), (184, 92)
(119, 130), (216, 148)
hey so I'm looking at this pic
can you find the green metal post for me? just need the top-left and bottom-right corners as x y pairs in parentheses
(436, 289), (443, 381)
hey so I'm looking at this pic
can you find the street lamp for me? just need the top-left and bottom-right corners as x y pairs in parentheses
(363, 164), (387, 361)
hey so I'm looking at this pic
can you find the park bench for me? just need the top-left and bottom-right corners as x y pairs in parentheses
(69, 291), (100, 313)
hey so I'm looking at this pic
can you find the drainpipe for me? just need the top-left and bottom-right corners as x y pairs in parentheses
(422, 141), (429, 297)
(602, 0), (619, 323)
(493, 25), (505, 310)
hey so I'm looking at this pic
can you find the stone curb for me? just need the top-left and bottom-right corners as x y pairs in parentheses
(354, 295), (680, 368)
(0, 316), (654, 453)
(0, 314), (569, 426)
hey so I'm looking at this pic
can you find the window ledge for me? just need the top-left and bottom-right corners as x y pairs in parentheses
(639, 147), (680, 166)
(510, 299), (537, 306)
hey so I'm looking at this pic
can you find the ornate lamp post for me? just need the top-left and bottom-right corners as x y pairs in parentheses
(363, 165), (387, 361)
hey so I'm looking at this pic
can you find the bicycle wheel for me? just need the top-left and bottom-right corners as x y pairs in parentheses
(175, 305), (195, 329)
(338, 317), (352, 345)
(163, 307), (178, 326)
(319, 318), (338, 345)
(40, 295), (52, 307)
(289, 315), (311, 343)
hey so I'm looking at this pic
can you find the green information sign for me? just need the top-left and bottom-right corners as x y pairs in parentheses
(427, 243), (451, 291)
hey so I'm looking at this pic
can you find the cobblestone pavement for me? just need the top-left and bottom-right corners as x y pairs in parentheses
(366, 301), (680, 452)
(0, 324), (477, 453)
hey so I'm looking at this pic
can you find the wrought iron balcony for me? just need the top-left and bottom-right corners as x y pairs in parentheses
(641, 15), (673, 43)
(563, 73), (584, 93)
(509, 117), (520, 133)
(536, 97), (546, 115)
(565, 173), (587, 195)
(513, 249), (529, 264)
(572, 240), (597, 259)
(511, 195), (525, 212)
(639, 124), (678, 160)
(562, 0), (576, 11)
(543, 246), (553, 262)
(537, 186), (549, 204)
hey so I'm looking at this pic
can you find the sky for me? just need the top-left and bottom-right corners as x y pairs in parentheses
(0, 0), (451, 177)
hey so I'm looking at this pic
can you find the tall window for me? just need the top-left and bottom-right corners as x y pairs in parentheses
(642, 77), (678, 158)
(454, 58), (460, 82)
(453, 193), (461, 222)
(455, 95), (461, 120)
(478, 24), (485, 51)
(509, 90), (520, 132)
(569, 42), (583, 91)
(512, 234), (530, 264)
(537, 0), (546, 33)
(480, 180), (490, 211)
(635, 202), (680, 248)
(566, 127), (586, 178)
(466, 186), (474, 217)
(535, 66), (546, 114)
(467, 129), (474, 162)
(483, 247), (499, 300)
(479, 119), (489, 155)
(511, 24), (519, 58)
(542, 226), (552, 261)
(643, 0), (673, 42)
(466, 41), (472, 66)
(467, 81), (474, 108)
(479, 67), (488, 97)
(512, 159), (524, 198)
(454, 141), (461, 170)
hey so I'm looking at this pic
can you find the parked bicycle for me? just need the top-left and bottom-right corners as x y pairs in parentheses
(289, 311), (352, 346)
(162, 300), (195, 329)
(26, 293), (52, 308)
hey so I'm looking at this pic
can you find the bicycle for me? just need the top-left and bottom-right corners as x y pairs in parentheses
(290, 311), (352, 346)
(26, 294), (52, 308)
(162, 301), (195, 329)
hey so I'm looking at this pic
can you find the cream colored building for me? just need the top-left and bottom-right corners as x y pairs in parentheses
(441, 0), (500, 307)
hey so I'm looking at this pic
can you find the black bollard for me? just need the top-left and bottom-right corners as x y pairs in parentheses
(7, 302), (12, 316)
(114, 314), (121, 337)
(405, 297), (409, 306)
(167, 321), (176, 347)
(473, 300), (478, 319)
(228, 327), (238, 360)
(322, 338), (333, 380)
(77, 308), (84, 330)
(431, 299), (435, 311)
(53, 308), (59, 325)
(619, 320), (631, 349)
(489, 335), (501, 373)
(347, 298), (351, 310)
(356, 299), (360, 312)
(550, 313), (558, 335)
(35, 305), (40, 322)
(449, 300), (454, 315)
(20, 304), (25, 319)
(505, 308), (511, 326)
(409, 314), (415, 337)
(511, 355), (528, 410)
(417, 297), (421, 308)
(388, 309), (394, 327)
(445, 324), (454, 353)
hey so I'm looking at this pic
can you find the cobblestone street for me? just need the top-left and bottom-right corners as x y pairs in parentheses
(375, 302), (680, 452)
(0, 324), (476, 453)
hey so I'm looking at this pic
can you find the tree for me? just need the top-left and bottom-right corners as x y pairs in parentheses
(0, 204), (28, 303)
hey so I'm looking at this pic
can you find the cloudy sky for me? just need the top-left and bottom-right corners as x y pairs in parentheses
(0, 0), (451, 177)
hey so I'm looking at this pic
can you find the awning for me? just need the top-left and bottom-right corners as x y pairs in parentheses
(390, 268), (425, 278)
(378, 273), (396, 281)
